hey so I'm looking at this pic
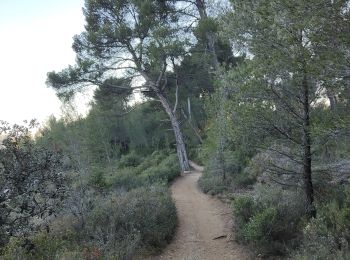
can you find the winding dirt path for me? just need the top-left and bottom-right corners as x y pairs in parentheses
(149, 163), (251, 260)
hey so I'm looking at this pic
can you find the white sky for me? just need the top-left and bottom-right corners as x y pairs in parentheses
(0, 0), (89, 125)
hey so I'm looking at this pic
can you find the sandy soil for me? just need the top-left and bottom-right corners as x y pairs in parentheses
(148, 165), (252, 260)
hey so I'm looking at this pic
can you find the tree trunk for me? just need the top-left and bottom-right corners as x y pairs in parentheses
(196, 0), (226, 180)
(344, 63), (350, 104)
(326, 88), (337, 112)
(302, 72), (316, 218)
(195, 0), (219, 70)
(157, 92), (190, 172)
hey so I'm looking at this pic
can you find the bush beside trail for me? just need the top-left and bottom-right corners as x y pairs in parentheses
(199, 147), (350, 259)
(0, 152), (180, 259)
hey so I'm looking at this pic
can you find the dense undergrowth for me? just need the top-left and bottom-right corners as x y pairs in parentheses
(0, 151), (179, 259)
(199, 149), (350, 259)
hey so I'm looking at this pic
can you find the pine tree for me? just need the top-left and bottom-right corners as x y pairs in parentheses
(221, 0), (349, 217)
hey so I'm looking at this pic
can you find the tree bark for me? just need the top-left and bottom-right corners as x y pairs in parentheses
(302, 71), (316, 218)
(326, 88), (338, 112)
(139, 67), (190, 172)
(157, 92), (190, 172)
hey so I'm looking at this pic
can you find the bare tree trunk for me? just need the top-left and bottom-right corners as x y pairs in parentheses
(157, 92), (190, 172)
(326, 88), (338, 112)
(139, 65), (190, 172)
(302, 71), (316, 218)
(344, 62), (350, 104)
(181, 108), (204, 144)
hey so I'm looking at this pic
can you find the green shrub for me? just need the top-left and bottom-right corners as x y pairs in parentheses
(140, 167), (169, 184)
(293, 186), (350, 259)
(0, 238), (28, 260)
(106, 167), (142, 191)
(198, 150), (257, 194)
(233, 196), (256, 225)
(140, 153), (179, 183)
(232, 172), (256, 188)
(134, 158), (154, 174)
(89, 165), (107, 189)
(223, 151), (244, 174)
(134, 151), (167, 174)
(244, 207), (278, 243)
(1, 152), (179, 259)
(319, 202), (350, 241)
(161, 153), (180, 173)
(107, 153), (180, 191)
(198, 171), (229, 195)
(118, 151), (143, 168)
(233, 187), (306, 256)
(0, 231), (82, 260)
(233, 196), (257, 240)
(84, 185), (177, 258)
(294, 217), (349, 260)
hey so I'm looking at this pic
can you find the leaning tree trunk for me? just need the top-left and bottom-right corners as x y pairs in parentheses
(157, 92), (190, 172)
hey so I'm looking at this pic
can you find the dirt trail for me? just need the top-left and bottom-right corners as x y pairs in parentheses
(149, 163), (251, 260)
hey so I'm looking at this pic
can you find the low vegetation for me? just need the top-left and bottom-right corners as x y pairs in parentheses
(200, 147), (350, 258)
(1, 185), (176, 260)
(0, 121), (180, 259)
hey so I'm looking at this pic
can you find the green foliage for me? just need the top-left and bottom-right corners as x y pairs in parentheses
(125, 103), (174, 151)
(216, 0), (350, 219)
(294, 217), (349, 260)
(294, 186), (350, 259)
(118, 151), (143, 168)
(107, 153), (180, 191)
(47, 0), (185, 93)
(198, 148), (256, 195)
(233, 196), (256, 227)
(46, 0), (199, 175)
(1, 185), (177, 260)
(84, 186), (177, 258)
(140, 153), (180, 184)
(134, 151), (167, 173)
(199, 172), (254, 196)
(0, 229), (82, 260)
(198, 171), (229, 195)
(232, 172), (256, 189)
(0, 121), (66, 246)
(7, 0), (350, 259)
(1, 117), (180, 259)
(88, 165), (107, 189)
(233, 187), (307, 256)
(244, 207), (278, 244)
(231, 184), (350, 258)
(107, 167), (143, 191)
(37, 102), (181, 171)
(194, 17), (218, 40)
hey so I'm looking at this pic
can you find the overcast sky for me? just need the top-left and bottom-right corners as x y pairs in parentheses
(0, 0), (89, 125)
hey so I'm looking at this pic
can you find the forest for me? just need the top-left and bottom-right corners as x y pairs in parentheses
(1, 0), (350, 259)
